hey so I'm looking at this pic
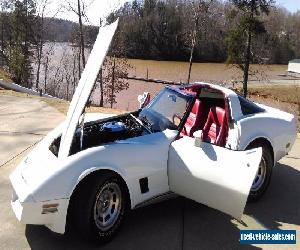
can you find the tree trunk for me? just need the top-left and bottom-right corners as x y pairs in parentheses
(36, 13), (45, 90)
(99, 68), (104, 107)
(110, 58), (116, 108)
(78, 47), (81, 79)
(243, 0), (255, 99)
(187, 44), (194, 84)
(77, 0), (85, 67)
(66, 79), (69, 100)
(35, 41), (43, 90)
(243, 30), (251, 98)
(187, 24), (197, 84)
(72, 53), (76, 94)
(44, 56), (48, 93)
(1, 10), (4, 66)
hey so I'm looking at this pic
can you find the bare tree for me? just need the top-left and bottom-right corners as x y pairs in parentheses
(42, 41), (53, 93)
(33, 0), (62, 90)
(46, 47), (65, 97)
(186, 0), (212, 84)
(94, 54), (131, 108)
(43, 56), (48, 91)
(66, 0), (87, 75)
(34, 0), (48, 90)
(102, 57), (131, 108)
(97, 18), (104, 107)
(71, 46), (79, 95)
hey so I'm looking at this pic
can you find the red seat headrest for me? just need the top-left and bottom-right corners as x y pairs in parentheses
(191, 100), (200, 114)
(202, 106), (227, 146)
(213, 107), (226, 125)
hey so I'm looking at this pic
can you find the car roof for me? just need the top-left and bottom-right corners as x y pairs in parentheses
(169, 82), (237, 97)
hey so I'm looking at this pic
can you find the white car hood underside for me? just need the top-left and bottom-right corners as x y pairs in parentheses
(58, 20), (119, 158)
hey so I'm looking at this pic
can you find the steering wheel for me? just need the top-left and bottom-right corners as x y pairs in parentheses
(172, 114), (187, 134)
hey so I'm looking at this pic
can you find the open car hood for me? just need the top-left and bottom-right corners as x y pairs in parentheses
(58, 20), (119, 158)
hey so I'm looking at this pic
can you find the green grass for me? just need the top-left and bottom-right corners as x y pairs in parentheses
(248, 85), (300, 104)
(0, 68), (13, 83)
(0, 89), (124, 115)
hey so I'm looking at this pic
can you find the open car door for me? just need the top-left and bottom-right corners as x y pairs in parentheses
(168, 137), (262, 219)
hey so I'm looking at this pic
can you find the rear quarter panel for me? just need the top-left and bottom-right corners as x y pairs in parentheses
(238, 113), (296, 163)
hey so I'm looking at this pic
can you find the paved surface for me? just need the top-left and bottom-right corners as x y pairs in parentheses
(0, 95), (65, 166)
(0, 95), (299, 250)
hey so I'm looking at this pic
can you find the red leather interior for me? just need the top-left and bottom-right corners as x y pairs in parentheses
(202, 107), (227, 146)
(181, 99), (202, 137)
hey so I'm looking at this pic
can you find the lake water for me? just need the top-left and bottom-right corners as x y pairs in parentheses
(34, 43), (288, 111)
(127, 59), (287, 83)
(115, 59), (288, 110)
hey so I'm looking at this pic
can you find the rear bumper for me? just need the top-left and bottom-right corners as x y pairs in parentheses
(10, 163), (69, 234)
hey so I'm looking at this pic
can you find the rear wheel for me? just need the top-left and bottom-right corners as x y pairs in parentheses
(247, 142), (273, 202)
(70, 173), (128, 243)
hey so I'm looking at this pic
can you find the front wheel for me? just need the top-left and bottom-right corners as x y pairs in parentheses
(247, 143), (273, 202)
(71, 173), (128, 243)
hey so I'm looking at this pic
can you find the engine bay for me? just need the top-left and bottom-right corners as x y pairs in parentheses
(49, 113), (151, 156)
(69, 113), (150, 154)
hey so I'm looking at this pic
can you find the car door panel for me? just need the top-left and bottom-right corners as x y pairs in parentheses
(168, 136), (261, 219)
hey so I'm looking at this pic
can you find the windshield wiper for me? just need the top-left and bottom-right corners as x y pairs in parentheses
(140, 116), (153, 131)
(130, 114), (152, 133)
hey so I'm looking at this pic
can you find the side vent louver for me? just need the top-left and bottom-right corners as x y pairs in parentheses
(139, 177), (149, 194)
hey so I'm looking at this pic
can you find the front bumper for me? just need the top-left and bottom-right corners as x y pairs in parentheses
(10, 163), (69, 234)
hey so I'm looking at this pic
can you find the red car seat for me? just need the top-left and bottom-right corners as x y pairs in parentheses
(202, 107), (227, 146)
(181, 99), (202, 137)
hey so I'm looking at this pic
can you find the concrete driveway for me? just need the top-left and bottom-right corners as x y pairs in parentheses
(0, 95), (299, 250)
(0, 95), (65, 166)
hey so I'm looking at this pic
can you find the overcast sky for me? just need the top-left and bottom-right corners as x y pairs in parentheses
(43, 0), (127, 26)
(276, 0), (300, 13)
(45, 0), (300, 27)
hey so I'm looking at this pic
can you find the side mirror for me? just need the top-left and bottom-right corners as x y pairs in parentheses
(138, 92), (151, 108)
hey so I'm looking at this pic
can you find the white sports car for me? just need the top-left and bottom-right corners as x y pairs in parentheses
(10, 21), (297, 242)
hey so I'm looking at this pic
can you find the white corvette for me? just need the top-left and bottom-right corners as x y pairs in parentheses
(10, 20), (297, 242)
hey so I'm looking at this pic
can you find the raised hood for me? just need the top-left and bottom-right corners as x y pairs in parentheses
(58, 20), (119, 158)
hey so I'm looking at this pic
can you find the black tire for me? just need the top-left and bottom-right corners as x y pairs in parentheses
(247, 142), (273, 202)
(69, 172), (128, 243)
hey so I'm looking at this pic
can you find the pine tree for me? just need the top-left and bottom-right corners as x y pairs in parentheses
(226, 0), (274, 97)
(7, 0), (36, 86)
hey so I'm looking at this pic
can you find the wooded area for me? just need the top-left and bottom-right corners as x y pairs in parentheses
(0, 0), (128, 107)
(109, 0), (300, 64)
(0, 0), (299, 102)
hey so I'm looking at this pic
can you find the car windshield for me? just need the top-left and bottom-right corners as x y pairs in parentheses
(139, 88), (193, 132)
